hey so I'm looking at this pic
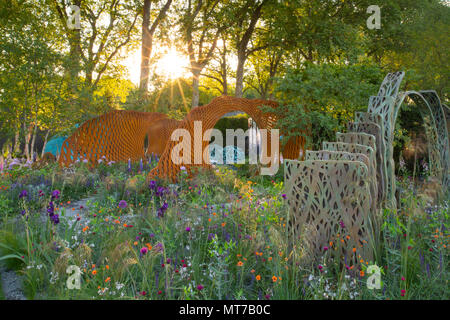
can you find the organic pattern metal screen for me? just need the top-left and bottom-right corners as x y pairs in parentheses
(284, 72), (449, 262)
(285, 159), (373, 262)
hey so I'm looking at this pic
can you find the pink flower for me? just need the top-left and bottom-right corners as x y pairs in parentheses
(185, 227), (191, 232)
(140, 247), (148, 255)
(401, 276), (405, 281)
(197, 284), (204, 291)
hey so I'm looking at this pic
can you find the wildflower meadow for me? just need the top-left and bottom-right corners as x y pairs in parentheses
(0, 157), (447, 301)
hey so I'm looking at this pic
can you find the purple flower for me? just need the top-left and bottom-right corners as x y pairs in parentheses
(197, 284), (204, 291)
(118, 200), (128, 209)
(19, 190), (28, 198)
(208, 233), (216, 241)
(339, 220), (345, 229)
(20, 210), (26, 216)
(185, 227), (191, 232)
(51, 214), (60, 225)
(47, 201), (55, 216)
(51, 190), (60, 199)
(139, 159), (143, 172)
(155, 186), (166, 197)
(281, 194), (287, 199)
(149, 180), (157, 190)
(157, 202), (168, 218)
(140, 247), (148, 255)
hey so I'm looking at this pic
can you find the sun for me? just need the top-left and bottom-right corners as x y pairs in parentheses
(155, 48), (190, 80)
(123, 47), (190, 86)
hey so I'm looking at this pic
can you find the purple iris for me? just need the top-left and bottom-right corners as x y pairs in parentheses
(50, 214), (60, 225)
(149, 180), (157, 190)
(51, 190), (60, 199)
(19, 190), (28, 198)
(118, 200), (128, 209)
(157, 202), (168, 218)
(47, 201), (55, 216)
(155, 186), (166, 197)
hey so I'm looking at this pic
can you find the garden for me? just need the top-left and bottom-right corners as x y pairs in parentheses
(0, 0), (449, 302)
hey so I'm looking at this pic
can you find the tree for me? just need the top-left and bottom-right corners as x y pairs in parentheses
(50, 0), (141, 90)
(139, 0), (173, 92)
(177, 0), (227, 107)
(229, 0), (269, 98)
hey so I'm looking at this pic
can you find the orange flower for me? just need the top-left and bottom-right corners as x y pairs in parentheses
(272, 276), (277, 282)
(352, 248), (356, 253)
(92, 270), (97, 275)
(146, 243), (152, 250)
(208, 218), (212, 222)
(105, 277), (111, 283)
(237, 261), (243, 267)
(221, 222), (226, 227)
(133, 241), (138, 246)
(268, 257), (272, 261)
(250, 269), (255, 273)
(105, 265), (109, 270)
(256, 275), (261, 281)
(360, 270), (365, 277)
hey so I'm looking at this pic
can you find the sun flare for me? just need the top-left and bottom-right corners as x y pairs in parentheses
(155, 48), (190, 80)
(124, 47), (190, 86)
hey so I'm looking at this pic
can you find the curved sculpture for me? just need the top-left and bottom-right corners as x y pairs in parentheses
(59, 96), (305, 180)
(148, 96), (304, 181)
(146, 117), (182, 157)
(58, 110), (168, 167)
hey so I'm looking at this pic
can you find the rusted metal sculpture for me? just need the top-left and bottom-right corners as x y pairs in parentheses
(58, 111), (168, 167)
(59, 96), (305, 181)
(148, 96), (304, 181)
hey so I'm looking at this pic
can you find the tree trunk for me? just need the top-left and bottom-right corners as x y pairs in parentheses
(24, 124), (32, 161)
(140, 0), (152, 92)
(192, 70), (200, 108)
(41, 130), (50, 158)
(13, 124), (21, 155)
(30, 123), (38, 161)
(235, 51), (246, 98)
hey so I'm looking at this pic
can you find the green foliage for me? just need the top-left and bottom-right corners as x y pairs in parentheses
(213, 114), (249, 140)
